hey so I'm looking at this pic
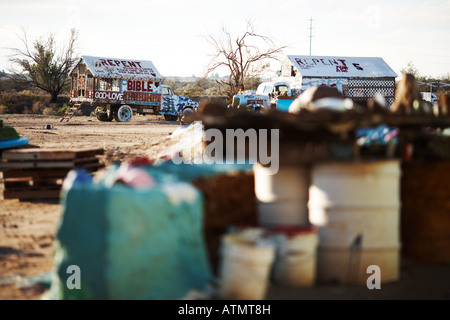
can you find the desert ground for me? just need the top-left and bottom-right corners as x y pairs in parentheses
(0, 114), (449, 300)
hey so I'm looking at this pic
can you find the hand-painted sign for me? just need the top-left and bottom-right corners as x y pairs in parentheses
(80, 56), (163, 80)
(123, 92), (161, 103)
(94, 91), (123, 100)
(288, 55), (397, 78)
(124, 80), (156, 92)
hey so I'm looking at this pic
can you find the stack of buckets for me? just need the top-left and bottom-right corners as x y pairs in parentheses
(308, 160), (401, 284)
(219, 160), (401, 299)
(253, 163), (320, 288)
(217, 226), (319, 300)
(217, 164), (320, 300)
(218, 160), (401, 299)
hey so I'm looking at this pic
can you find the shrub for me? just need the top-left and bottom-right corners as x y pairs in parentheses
(57, 104), (70, 116)
(23, 106), (33, 114)
(0, 105), (6, 114)
(32, 101), (50, 114)
(42, 106), (58, 116)
(20, 90), (35, 96)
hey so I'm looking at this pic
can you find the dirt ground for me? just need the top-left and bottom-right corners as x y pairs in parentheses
(0, 114), (449, 300)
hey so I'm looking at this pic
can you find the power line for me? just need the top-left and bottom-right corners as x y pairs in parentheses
(309, 17), (314, 56)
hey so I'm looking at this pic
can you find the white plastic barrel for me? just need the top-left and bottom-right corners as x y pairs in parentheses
(218, 230), (275, 300)
(254, 163), (310, 227)
(308, 160), (401, 285)
(269, 226), (319, 288)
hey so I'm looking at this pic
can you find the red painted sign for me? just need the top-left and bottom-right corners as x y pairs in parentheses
(97, 59), (143, 68)
(123, 92), (161, 103)
(127, 80), (155, 92)
(92, 58), (158, 77)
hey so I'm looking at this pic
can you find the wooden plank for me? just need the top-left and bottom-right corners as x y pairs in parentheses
(4, 180), (32, 189)
(3, 188), (61, 200)
(0, 157), (101, 169)
(2, 148), (104, 161)
(2, 168), (71, 179)
(4, 178), (62, 187)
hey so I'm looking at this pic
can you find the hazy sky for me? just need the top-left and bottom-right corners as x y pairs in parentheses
(1, 0), (449, 79)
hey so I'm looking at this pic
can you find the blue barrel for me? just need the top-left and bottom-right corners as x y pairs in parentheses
(276, 99), (294, 112)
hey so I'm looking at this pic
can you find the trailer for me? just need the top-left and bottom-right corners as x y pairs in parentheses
(67, 56), (197, 122)
(277, 55), (398, 107)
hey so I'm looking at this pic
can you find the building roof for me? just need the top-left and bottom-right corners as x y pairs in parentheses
(72, 55), (163, 81)
(287, 55), (398, 78)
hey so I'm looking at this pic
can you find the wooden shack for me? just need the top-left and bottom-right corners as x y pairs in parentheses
(279, 55), (398, 106)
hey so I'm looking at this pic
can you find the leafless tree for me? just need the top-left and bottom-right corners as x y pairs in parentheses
(205, 21), (286, 101)
(8, 29), (79, 102)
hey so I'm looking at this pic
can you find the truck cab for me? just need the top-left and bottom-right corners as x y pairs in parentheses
(256, 81), (297, 110)
(159, 84), (198, 122)
(231, 90), (271, 113)
(420, 92), (439, 105)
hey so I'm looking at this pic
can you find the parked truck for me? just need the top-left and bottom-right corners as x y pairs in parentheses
(255, 81), (302, 111)
(67, 56), (197, 122)
(229, 80), (300, 113)
(420, 92), (439, 105)
(230, 90), (271, 113)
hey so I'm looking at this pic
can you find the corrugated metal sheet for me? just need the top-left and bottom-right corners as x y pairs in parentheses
(288, 55), (398, 78)
(73, 55), (163, 81)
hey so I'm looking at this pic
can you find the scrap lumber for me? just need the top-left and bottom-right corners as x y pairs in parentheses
(0, 148), (104, 201)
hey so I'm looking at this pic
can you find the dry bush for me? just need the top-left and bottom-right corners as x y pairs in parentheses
(0, 91), (56, 114)
(42, 106), (58, 116)
(23, 106), (33, 114)
(32, 101), (50, 114)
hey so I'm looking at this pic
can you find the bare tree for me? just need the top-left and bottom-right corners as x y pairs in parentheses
(205, 21), (286, 101)
(8, 29), (79, 102)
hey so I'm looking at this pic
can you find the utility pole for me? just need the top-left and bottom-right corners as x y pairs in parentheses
(309, 17), (314, 56)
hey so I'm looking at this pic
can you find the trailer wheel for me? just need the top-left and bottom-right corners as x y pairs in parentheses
(163, 114), (178, 121)
(95, 107), (113, 122)
(180, 108), (194, 125)
(114, 105), (133, 122)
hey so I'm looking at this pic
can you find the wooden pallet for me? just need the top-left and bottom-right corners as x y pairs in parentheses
(1, 148), (104, 200)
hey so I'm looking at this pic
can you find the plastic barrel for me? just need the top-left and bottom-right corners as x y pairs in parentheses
(269, 226), (319, 287)
(218, 232), (275, 300)
(254, 163), (310, 227)
(276, 99), (294, 112)
(308, 160), (401, 285)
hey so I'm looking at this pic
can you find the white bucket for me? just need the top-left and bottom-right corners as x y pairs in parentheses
(218, 230), (275, 300)
(254, 163), (310, 227)
(269, 226), (319, 288)
(308, 160), (401, 285)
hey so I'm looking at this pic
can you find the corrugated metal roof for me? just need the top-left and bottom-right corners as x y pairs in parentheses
(288, 55), (398, 78)
(72, 55), (163, 81)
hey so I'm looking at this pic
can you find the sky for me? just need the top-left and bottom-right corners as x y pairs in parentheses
(1, 0), (449, 79)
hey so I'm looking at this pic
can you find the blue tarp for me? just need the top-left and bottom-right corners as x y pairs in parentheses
(49, 161), (252, 300)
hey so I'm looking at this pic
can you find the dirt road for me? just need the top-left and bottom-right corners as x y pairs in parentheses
(0, 114), (179, 299)
(0, 114), (449, 300)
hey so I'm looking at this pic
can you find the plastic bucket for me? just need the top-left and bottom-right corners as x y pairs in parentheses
(308, 160), (401, 285)
(254, 163), (310, 227)
(269, 226), (319, 287)
(218, 231), (275, 300)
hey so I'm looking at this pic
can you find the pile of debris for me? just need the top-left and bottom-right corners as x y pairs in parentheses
(0, 148), (104, 201)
